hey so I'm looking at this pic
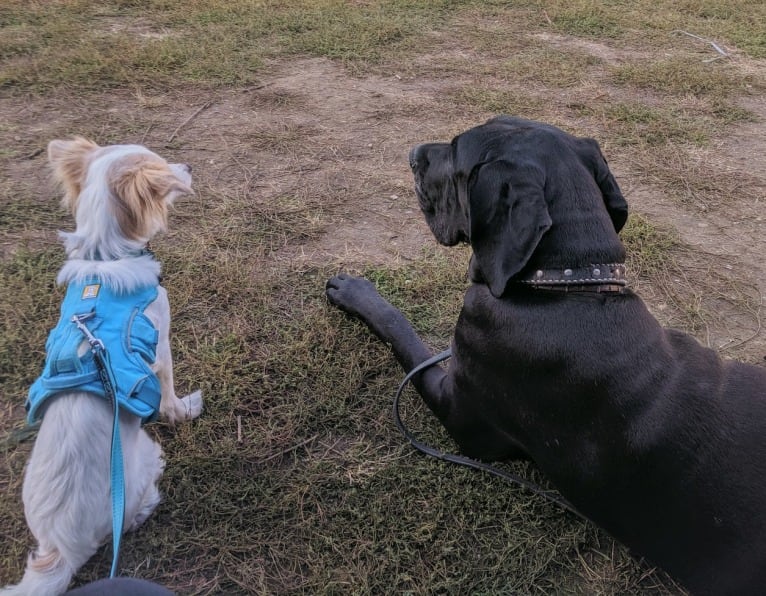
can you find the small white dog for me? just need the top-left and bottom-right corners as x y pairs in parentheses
(3, 138), (203, 595)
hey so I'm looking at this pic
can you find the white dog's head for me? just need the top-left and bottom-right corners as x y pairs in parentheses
(48, 137), (193, 261)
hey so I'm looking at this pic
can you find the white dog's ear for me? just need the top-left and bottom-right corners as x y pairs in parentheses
(48, 137), (100, 212)
(109, 156), (191, 240)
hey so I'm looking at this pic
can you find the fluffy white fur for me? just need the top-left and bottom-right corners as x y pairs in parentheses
(3, 139), (203, 596)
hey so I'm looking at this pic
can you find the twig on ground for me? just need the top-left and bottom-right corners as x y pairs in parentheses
(671, 30), (730, 61)
(259, 434), (319, 464)
(141, 123), (154, 144)
(23, 147), (44, 160)
(167, 101), (214, 144)
(241, 83), (269, 93)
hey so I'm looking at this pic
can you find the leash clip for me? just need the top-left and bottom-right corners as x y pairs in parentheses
(71, 314), (105, 352)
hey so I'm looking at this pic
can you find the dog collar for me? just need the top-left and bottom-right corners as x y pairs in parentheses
(524, 282), (627, 294)
(91, 247), (154, 261)
(515, 263), (627, 291)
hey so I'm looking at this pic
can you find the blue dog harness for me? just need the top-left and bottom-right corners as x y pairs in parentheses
(27, 279), (161, 424)
(26, 277), (162, 579)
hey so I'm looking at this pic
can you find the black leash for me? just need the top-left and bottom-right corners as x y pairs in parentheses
(394, 349), (588, 521)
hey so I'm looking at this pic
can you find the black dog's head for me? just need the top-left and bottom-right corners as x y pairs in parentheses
(410, 116), (629, 298)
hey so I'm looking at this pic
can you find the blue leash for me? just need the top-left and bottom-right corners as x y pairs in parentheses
(71, 314), (125, 578)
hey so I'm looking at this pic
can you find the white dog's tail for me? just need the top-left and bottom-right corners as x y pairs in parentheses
(2, 546), (75, 596)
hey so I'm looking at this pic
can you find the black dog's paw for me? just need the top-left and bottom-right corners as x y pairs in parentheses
(326, 274), (383, 318)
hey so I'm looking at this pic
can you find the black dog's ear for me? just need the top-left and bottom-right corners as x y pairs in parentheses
(577, 138), (628, 233)
(468, 160), (551, 298)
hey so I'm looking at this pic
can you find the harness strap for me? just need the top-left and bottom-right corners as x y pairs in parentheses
(394, 349), (587, 521)
(72, 315), (125, 579)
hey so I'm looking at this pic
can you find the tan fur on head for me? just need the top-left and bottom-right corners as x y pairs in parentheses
(47, 137), (100, 213)
(109, 154), (192, 241)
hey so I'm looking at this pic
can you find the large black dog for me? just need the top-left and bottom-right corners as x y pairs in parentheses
(326, 116), (766, 595)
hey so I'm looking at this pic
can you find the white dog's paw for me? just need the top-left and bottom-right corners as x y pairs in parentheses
(181, 389), (203, 420)
(161, 390), (203, 424)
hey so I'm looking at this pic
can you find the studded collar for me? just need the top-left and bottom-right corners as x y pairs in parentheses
(514, 263), (627, 293)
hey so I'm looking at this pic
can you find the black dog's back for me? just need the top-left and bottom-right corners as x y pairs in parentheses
(450, 280), (766, 595)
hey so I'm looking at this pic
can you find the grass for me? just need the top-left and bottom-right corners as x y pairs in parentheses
(2, 0), (764, 92)
(612, 57), (754, 97)
(0, 0), (468, 91)
(541, 0), (766, 57)
(452, 87), (549, 122)
(545, 2), (624, 39)
(1, 0), (764, 594)
(621, 214), (680, 278)
(629, 144), (762, 210)
(503, 47), (605, 87)
(621, 214), (762, 348)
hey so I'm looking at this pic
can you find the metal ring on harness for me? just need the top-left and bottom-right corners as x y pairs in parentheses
(393, 349), (587, 521)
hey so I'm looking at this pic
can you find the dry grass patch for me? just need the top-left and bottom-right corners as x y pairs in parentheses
(541, 0), (766, 57)
(452, 86), (549, 121)
(0, 0), (469, 92)
(503, 47), (605, 87)
(629, 145), (762, 211)
(623, 214), (762, 356)
(612, 57), (756, 97)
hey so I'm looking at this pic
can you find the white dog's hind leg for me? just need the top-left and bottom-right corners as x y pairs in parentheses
(129, 483), (162, 532)
(126, 431), (165, 532)
(8, 397), (113, 595)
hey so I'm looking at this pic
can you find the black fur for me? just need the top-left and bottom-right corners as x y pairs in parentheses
(327, 116), (766, 595)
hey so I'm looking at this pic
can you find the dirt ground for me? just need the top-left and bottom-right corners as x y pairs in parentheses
(5, 41), (765, 353)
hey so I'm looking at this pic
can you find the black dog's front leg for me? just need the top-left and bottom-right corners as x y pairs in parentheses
(327, 274), (529, 462)
(326, 274), (451, 418)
